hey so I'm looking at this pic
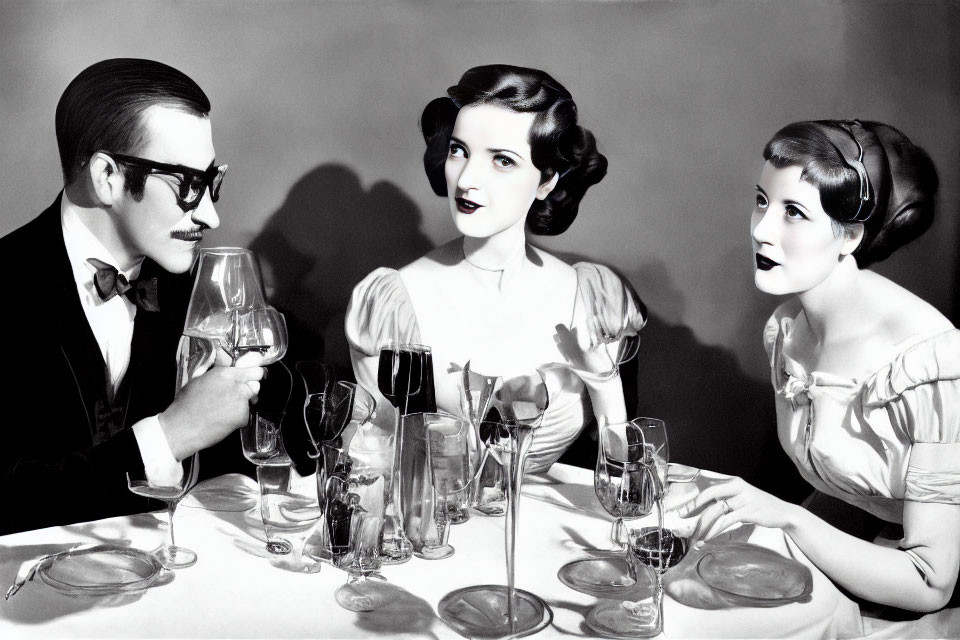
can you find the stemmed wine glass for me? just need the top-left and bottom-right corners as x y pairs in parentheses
(438, 370), (553, 639)
(183, 249), (293, 552)
(584, 418), (680, 638)
(125, 249), (267, 570)
(558, 419), (660, 596)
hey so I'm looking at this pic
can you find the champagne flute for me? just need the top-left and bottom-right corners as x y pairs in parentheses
(459, 362), (505, 517)
(438, 370), (553, 639)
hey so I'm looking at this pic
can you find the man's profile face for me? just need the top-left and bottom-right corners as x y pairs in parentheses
(112, 105), (220, 274)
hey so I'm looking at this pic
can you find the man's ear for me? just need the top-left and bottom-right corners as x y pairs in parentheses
(88, 152), (122, 207)
(535, 170), (560, 201)
(841, 222), (865, 257)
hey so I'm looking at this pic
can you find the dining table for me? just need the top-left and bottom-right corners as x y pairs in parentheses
(1, 461), (947, 639)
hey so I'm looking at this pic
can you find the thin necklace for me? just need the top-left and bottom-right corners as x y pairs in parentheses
(461, 238), (526, 273)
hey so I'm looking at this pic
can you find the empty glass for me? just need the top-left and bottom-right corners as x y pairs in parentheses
(418, 414), (473, 560)
(438, 370), (553, 639)
(126, 452), (200, 569)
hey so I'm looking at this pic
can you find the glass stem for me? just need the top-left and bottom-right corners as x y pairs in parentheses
(167, 500), (178, 549)
(505, 459), (518, 634)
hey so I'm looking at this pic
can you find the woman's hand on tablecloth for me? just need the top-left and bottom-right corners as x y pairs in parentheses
(669, 474), (802, 545)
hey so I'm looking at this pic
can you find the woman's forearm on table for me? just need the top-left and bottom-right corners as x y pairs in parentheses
(784, 503), (958, 611)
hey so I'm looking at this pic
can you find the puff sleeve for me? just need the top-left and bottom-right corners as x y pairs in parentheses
(573, 262), (647, 340)
(863, 330), (960, 504)
(568, 263), (647, 423)
(345, 268), (420, 358)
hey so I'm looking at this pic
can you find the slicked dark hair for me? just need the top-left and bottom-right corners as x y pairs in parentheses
(56, 58), (210, 189)
(420, 64), (607, 236)
(763, 120), (938, 267)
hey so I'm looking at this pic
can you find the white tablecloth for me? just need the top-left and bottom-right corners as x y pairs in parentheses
(0, 463), (865, 639)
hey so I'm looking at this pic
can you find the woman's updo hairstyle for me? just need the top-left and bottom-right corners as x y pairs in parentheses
(420, 64), (608, 236)
(763, 120), (938, 267)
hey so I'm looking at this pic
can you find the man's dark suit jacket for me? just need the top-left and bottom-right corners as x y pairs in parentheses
(0, 195), (248, 534)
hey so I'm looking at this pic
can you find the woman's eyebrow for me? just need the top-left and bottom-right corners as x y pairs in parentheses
(488, 147), (524, 160)
(783, 198), (810, 213)
(755, 184), (767, 196)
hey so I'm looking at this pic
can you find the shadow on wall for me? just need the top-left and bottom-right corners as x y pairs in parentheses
(249, 163), (434, 376)
(249, 164), (433, 473)
(554, 252), (808, 503)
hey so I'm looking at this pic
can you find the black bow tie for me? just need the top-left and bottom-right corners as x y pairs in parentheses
(88, 258), (160, 312)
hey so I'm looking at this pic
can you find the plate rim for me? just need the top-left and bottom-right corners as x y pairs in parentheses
(37, 545), (163, 596)
(557, 556), (637, 596)
(695, 544), (813, 604)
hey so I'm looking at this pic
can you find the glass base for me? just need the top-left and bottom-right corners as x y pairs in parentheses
(585, 600), (660, 638)
(450, 507), (470, 524)
(156, 545), (197, 569)
(379, 537), (413, 564)
(472, 502), (506, 517)
(414, 543), (454, 560)
(438, 585), (552, 639)
(266, 539), (292, 555)
(557, 556), (638, 597)
(335, 577), (390, 612)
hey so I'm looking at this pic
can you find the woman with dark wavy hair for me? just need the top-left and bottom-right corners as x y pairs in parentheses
(677, 120), (959, 615)
(346, 65), (645, 473)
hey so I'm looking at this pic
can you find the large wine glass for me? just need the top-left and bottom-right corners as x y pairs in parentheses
(127, 453), (200, 569)
(125, 317), (215, 569)
(181, 248), (268, 364)
(438, 370), (553, 639)
(584, 419), (679, 638)
(558, 419), (659, 596)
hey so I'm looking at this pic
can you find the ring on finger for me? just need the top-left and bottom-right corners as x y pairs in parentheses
(718, 498), (732, 515)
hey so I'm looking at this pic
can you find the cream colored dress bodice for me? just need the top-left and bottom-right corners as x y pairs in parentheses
(345, 248), (646, 473)
(764, 307), (960, 524)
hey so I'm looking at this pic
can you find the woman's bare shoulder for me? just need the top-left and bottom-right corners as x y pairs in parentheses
(865, 271), (954, 341)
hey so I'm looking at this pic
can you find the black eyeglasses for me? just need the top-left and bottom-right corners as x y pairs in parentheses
(103, 152), (227, 212)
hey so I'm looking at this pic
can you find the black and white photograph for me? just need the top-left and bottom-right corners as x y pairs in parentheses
(1, 1), (958, 638)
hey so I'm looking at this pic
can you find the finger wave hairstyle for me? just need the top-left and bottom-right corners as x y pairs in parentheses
(763, 120), (939, 267)
(420, 64), (608, 236)
(55, 58), (211, 196)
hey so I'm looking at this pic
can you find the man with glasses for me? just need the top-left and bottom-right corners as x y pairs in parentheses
(0, 58), (263, 534)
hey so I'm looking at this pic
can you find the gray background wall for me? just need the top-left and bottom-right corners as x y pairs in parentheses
(2, 0), (956, 496)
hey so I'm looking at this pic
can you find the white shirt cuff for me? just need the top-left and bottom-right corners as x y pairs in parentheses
(132, 415), (184, 486)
